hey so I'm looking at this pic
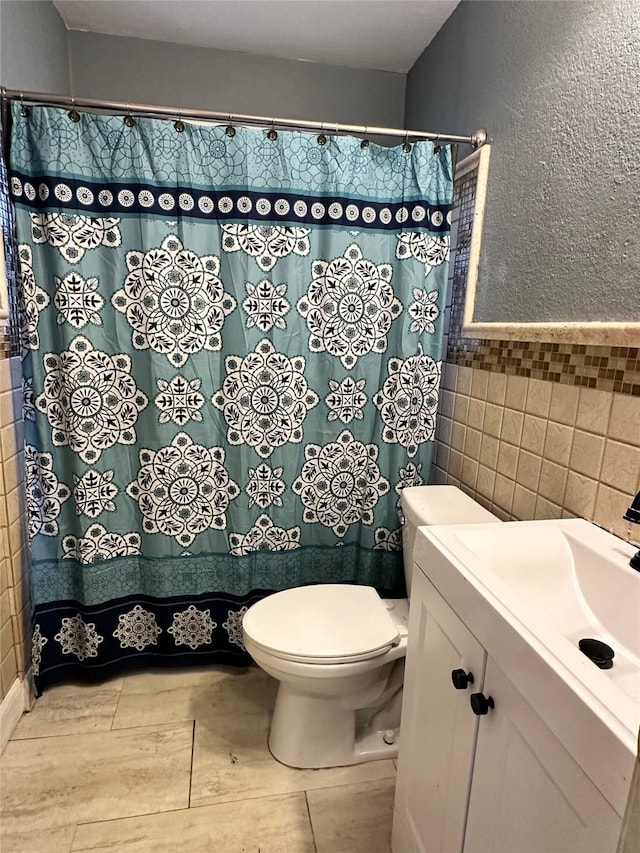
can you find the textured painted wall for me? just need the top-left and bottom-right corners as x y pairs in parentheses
(0, 0), (70, 93)
(405, 0), (640, 323)
(68, 32), (406, 131)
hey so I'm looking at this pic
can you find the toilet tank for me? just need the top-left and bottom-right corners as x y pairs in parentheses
(401, 486), (499, 596)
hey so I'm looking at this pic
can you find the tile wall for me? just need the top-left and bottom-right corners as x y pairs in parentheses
(0, 355), (29, 704)
(433, 362), (640, 548)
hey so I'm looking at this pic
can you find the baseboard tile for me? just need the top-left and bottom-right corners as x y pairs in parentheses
(0, 675), (27, 752)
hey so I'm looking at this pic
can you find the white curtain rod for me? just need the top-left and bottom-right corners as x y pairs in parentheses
(1, 88), (488, 148)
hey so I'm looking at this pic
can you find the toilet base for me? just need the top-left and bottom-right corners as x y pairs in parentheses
(268, 682), (401, 769)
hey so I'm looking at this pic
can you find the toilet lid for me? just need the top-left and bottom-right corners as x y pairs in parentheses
(242, 584), (400, 663)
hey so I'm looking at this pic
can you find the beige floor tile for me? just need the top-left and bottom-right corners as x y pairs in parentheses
(0, 823), (77, 853)
(11, 679), (123, 739)
(71, 792), (315, 852)
(191, 702), (396, 807)
(307, 777), (395, 853)
(1, 722), (192, 835)
(112, 664), (268, 729)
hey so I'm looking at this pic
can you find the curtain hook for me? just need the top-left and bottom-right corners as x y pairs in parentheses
(19, 92), (30, 118)
(317, 124), (327, 146)
(68, 96), (80, 123)
(402, 133), (412, 154)
(225, 115), (236, 137)
(360, 126), (369, 149)
(123, 102), (135, 128)
(433, 133), (442, 155)
(267, 118), (278, 141)
(174, 110), (185, 133)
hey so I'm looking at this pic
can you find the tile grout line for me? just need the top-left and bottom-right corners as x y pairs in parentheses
(188, 719), (195, 807)
(74, 804), (195, 831)
(67, 822), (79, 853)
(110, 678), (125, 731)
(70, 783), (384, 846)
(187, 766), (397, 811)
(110, 717), (197, 733)
(304, 790), (319, 853)
(9, 718), (192, 742)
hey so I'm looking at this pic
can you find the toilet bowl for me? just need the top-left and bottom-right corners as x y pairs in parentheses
(242, 485), (499, 769)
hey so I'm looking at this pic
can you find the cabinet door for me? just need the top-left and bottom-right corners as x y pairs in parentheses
(464, 658), (621, 853)
(393, 569), (487, 853)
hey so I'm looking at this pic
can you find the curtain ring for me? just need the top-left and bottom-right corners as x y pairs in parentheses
(68, 96), (81, 123)
(267, 119), (278, 141)
(360, 126), (369, 149)
(19, 92), (30, 118)
(402, 133), (411, 154)
(174, 110), (185, 133)
(317, 124), (327, 146)
(123, 102), (136, 128)
(225, 115), (236, 137)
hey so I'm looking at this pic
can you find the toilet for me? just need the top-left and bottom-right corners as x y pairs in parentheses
(242, 485), (499, 768)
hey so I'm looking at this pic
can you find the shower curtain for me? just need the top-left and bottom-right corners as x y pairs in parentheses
(8, 104), (452, 692)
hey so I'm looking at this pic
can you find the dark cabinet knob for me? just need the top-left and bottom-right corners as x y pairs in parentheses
(470, 692), (495, 715)
(451, 668), (474, 690)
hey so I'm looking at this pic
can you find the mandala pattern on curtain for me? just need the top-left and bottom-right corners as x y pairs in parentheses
(8, 104), (452, 691)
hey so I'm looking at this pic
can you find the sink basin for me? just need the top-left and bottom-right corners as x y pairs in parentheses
(453, 520), (640, 680)
(414, 517), (640, 817)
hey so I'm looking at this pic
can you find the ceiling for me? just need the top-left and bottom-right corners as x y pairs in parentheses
(53, 0), (460, 73)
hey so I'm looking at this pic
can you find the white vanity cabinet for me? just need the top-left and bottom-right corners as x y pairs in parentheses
(464, 655), (620, 853)
(392, 568), (486, 853)
(392, 569), (622, 853)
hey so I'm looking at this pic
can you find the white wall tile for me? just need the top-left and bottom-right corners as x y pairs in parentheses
(569, 430), (605, 479)
(487, 372), (507, 406)
(501, 409), (524, 446)
(600, 441), (640, 494)
(516, 450), (542, 492)
(483, 403), (503, 438)
(479, 434), (499, 469)
(608, 393), (640, 446)
(456, 366), (473, 396)
(543, 422), (574, 466)
(464, 428), (482, 461)
(505, 374), (528, 411)
(525, 378), (552, 417)
(594, 484), (638, 545)
(576, 387), (613, 435)
(496, 442), (519, 480)
(475, 465), (496, 503)
(461, 457), (478, 491)
(467, 399), (486, 431)
(538, 459), (568, 505)
(534, 495), (562, 520)
(564, 471), (598, 519)
(453, 394), (470, 424)
(440, 389), (455, 419)
(435, 364), (639, 546)
(493, 474), (515, 514)
(451, 421), (466, 453)
(512, 484), (536, 520)
(521, 415), (547, 455)
(549, 383), (580, 426)
(470, 369), (489, 400)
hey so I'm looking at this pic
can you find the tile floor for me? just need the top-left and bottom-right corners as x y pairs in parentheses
(0, 666), (396, 852)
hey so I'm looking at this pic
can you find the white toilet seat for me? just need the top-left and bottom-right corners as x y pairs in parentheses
(242, 583), (400, 665)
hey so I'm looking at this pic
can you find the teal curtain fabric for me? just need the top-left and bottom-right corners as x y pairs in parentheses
(9, 105), (452, 691)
